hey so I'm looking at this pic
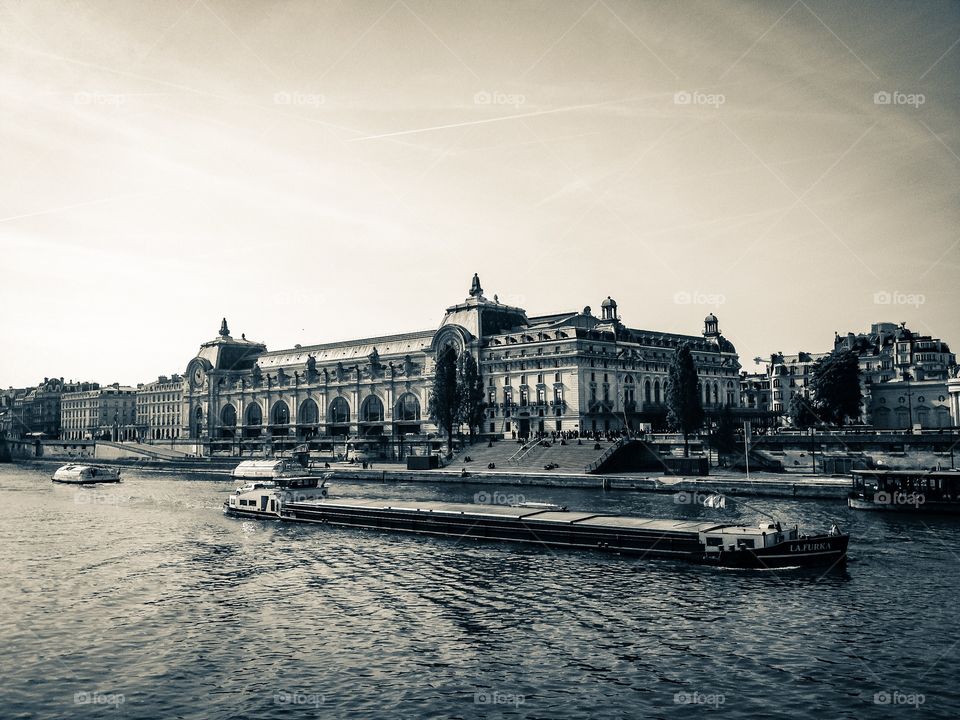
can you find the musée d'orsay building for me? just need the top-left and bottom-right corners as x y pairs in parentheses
(180, 275), (741, 455)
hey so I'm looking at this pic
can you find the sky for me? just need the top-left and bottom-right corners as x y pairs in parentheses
(2, 0), (959, 388)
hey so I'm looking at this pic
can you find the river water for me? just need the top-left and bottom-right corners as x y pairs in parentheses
(1, 463), (957, 719)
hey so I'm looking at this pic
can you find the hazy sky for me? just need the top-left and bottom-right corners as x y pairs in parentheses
(2, 0), (959, 388)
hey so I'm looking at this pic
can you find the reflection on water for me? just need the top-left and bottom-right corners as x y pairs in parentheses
(1, 465), (958, 718)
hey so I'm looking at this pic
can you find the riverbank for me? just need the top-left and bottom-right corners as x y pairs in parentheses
(15, 457), (850, 499)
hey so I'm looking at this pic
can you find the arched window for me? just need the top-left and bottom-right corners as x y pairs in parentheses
(395, 393), (420, 421)
(624, 375), (635, 405)
(221, 405), (237, 426)
(712, 383), (719, 405)
(245, 403), (262, 426)
(361, 395), (384, 423)
(654, 380), (661, 404)
(644, 379), (651, 403)
(298, 398), (319, 425)
(329, 397), (350, 424)
(271, 401), (290, 425)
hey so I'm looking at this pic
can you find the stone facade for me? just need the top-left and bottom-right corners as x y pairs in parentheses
(867, 379), (952, 430)
(61, 384), (138, 441)
(136, 375), (184, 441)
(179, 277), (742, 456)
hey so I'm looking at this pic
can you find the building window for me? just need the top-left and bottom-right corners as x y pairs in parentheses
(395, 393), (421, 421)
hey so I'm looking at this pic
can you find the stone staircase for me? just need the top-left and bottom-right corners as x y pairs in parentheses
(453, 439), (623, 473)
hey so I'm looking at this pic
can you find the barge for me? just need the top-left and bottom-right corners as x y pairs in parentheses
(223, 479), (848, 569)
(848, 469), (960, 514)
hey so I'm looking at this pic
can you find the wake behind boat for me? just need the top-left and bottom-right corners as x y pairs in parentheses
(222, 464), (848, 570)
(52, 464), (121, 484)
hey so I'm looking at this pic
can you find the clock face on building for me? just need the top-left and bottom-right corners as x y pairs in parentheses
(191, 364), (205, 388)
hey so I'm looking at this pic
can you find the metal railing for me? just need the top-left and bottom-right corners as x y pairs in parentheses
(508, 437), (541, 466)
(585, 437), (629, 473)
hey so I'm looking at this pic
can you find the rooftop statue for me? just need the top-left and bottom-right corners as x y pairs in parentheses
(469, 273), (483, 297)
(219, 318), (230, 337)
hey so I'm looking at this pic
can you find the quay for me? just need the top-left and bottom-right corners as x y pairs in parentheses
(12, 455), (850, 499)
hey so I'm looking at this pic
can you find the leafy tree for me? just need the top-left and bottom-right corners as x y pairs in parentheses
(457, 352), (486, 443)
(788, 391), (819, 429)
(665, 342), (705, 457)
(809, 349), (862, 426)
(429, 346), (460, 454)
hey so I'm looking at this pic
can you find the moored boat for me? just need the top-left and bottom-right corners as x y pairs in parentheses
(230, 459), (307, 480)
(52, 464), (121, 484)
(224, 473), (330, 519)
(848, 469), (960, 514)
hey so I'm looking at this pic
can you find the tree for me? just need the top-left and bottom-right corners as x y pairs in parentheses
(809, 349), (862, 426)
(457, 352), (486, 443)
(429, 346), (460, 454)
(665, 342), (705, 457)
(788, 391), (819, 429)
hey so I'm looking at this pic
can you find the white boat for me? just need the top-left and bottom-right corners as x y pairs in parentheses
(223, 473), (331, 519)
(52, 464), (122, 484)
(230, 459), (306, 479)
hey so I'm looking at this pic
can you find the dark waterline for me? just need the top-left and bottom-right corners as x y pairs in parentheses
(2, 464), (957, 719)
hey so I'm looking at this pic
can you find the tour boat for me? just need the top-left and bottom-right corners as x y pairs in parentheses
(848, 469), (960, 514)
(52, 464), (121, 484)
(223, 473), (330, 519)
(223, 483), (848, 569)
(230, 459), (307, 480)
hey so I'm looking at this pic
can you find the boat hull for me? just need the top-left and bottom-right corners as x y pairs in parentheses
(278, 501), (847, 570)
(848, 495), (960, 514)
(52, 478), (121, 485)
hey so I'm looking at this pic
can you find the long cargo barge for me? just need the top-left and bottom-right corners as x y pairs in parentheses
(222, 476), (848, 569)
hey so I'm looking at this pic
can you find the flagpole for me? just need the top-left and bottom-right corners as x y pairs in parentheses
(743, 420), (750, 480)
